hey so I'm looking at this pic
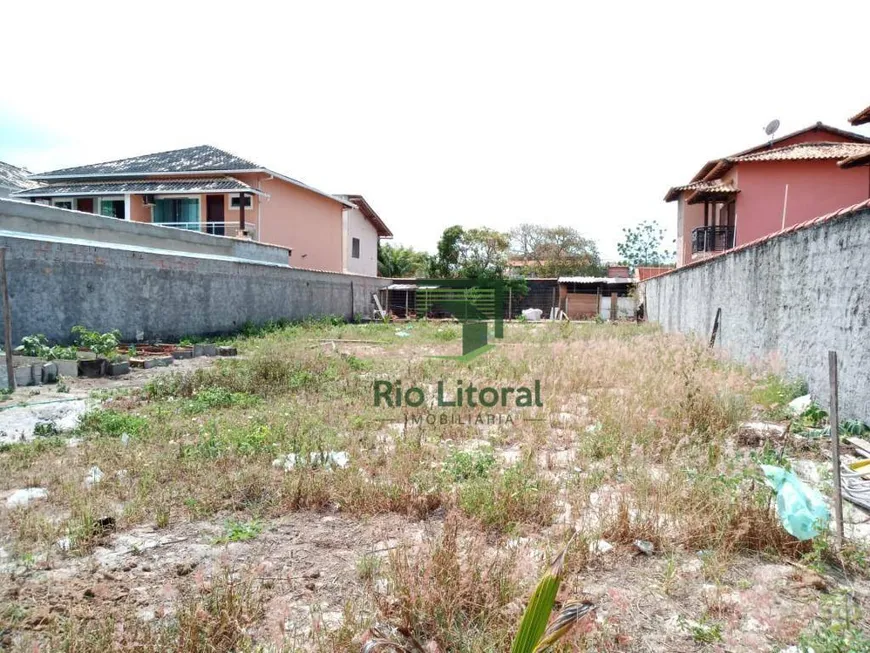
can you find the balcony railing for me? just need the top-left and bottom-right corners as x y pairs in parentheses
(154, 222), (256, 238)
(691, 226), (734, 254)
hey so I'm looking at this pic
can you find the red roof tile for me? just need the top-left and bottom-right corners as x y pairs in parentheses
(730, 141), (870, 163)
(679, 122), (870, 186)
(664, 178), (738, 202)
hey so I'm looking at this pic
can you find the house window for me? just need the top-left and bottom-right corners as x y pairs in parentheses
(352, 237), (360, 259)
(152, 197), (200, 229)
(228, 195), (253, 210)
(99, 198), (125, 219)
(52, 199), (74, 210)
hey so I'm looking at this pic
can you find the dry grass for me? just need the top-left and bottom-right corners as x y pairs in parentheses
(0, 319), (860, 651)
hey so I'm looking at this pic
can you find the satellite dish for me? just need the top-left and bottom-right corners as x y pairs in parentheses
(764, 119), (780, 138)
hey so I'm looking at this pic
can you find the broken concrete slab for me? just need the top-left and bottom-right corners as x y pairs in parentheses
(0, 399), (89, 445)
(6, 488), (48, 508)
(787, 394), (812, 416)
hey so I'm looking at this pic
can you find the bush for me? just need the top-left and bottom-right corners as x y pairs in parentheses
(72, 326), (121, 359)
(18, 334), (50, 358)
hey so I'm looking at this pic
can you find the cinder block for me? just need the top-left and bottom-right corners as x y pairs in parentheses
(14, 366), (33, 387)
(41, 362), (58, 384)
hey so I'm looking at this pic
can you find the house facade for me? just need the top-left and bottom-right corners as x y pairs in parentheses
(12, 145), (392, 275)
(665, 123), (870, 267)
(337, 194), (392, 277)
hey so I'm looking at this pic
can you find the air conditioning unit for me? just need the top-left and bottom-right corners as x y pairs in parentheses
(142, 194), (155, 205)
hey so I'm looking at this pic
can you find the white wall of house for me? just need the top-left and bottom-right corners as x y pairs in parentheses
(342, 207), (379, 276)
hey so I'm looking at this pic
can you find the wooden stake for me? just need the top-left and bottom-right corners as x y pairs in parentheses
(0, 248), (14, 391)
(829, 350), (844, 547)
(709, 307), (722, 348)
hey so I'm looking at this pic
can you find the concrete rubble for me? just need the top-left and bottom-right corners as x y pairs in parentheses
(0, 399), (88, 445)
(6, 487), (48, 508)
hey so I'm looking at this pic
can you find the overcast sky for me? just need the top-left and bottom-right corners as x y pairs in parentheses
(2, 0), (870, 260)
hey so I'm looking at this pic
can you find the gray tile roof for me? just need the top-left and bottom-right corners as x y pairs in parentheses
(0, 161), (40, 192)
(32, 145), (260, 179)
(13, 176), (260, 197)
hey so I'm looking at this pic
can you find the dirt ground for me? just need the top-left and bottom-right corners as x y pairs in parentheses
(2, 322), (869, 652)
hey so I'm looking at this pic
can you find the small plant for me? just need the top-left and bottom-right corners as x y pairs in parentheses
(798, 589), (870, 652)
(510, 536), (595, 652)
(215, 519), (263, 544)
(33, 422), (59, 438)
(128, 344), (138, 357)
(56, 377), (70, 393)
(179, 338), (193, 347)
(356, 553), (382, 582)
(753, 374), (808, 419)
(156, 506), (171, 529)
(678, 615), (723, 644)
(47, 345), (77, 361)
(77, 408), (147, 438)
(18, 334), (50, 358)
(71, 326), (122, 359)
(841, 419), (870, 436)
(183, 388), (260, 414)
(443, 449), (496, 482)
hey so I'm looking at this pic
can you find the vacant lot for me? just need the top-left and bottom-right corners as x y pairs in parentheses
(1, 320), (868, 652)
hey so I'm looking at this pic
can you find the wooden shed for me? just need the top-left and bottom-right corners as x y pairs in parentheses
(558, 276), (636, 320)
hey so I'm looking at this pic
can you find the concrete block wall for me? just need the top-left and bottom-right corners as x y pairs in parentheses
(0, 198), (289, 265)
(0, 231), (389, 344)
(642, 207), (870, 420)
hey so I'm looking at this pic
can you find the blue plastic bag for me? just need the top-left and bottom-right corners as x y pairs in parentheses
(760, 464), (830, 541)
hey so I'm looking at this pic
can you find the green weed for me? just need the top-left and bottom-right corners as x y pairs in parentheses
(182, 388), (260, 414)
(458, 462), (553, 531)
(78, 408), (147, 438)
(215, 519), (263, 544)
(443, 449), (496, 482)
(798, 590), (870, 652)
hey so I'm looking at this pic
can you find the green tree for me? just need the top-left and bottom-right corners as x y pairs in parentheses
(377, 243), (426, 277)
(616, 220), (675, 271)
(430, 225), (465, 277)
(509, 224), (604, 277)
(427, 226), (510, 279)
(456, 227), (510, 279)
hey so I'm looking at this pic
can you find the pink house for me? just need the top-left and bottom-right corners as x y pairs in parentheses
(665, 123), (870, 267)
(13, 145), (392, 275)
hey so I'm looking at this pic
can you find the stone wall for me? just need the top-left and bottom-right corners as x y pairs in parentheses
(0, 231), (389, 344)
(642, 206), (870, 420)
